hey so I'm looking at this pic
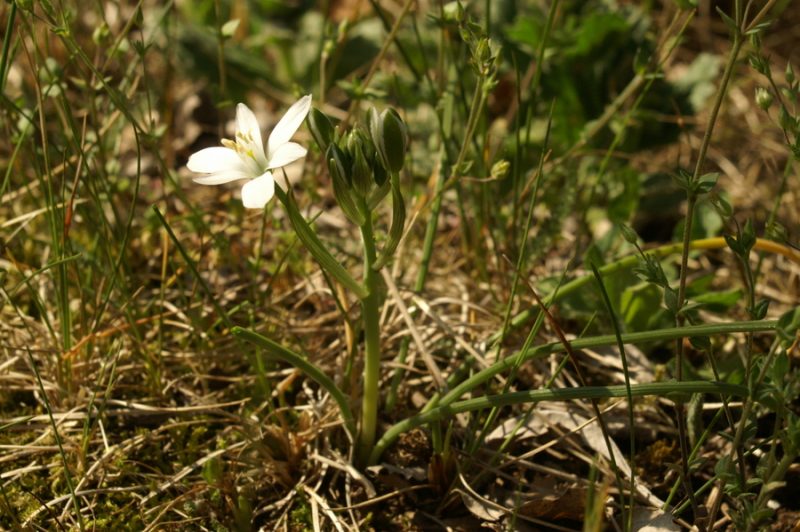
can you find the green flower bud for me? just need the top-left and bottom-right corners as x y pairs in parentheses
(368, 107), (409, 174)
(337, 19), (349, 41)
(748, 54), (769, 76)
(327, 143), (351, 186)
(490, 160), (510, 180)
(442, 1), (464, 23)
(619, 223), (639, 245)
(327, 145), (365, 226)
(779, 105), (797, 134)
(346, 127), (374, 198)
(787, 62), (795, 84)
(474, 38), (490, 66)
(373, 160), (388, 187)
(308, 108), (335, 153)
(92, 23), (110, 45)
(755, 87), (773, 110)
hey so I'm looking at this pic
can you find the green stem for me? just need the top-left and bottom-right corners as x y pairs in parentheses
(357, 211), (382, 464)
(728, 336), (782, 494)
(443, 72), (490, 191)
(0, 1), (17, 94)
(26, 348), (85, 531)
(673, 194), (696, 509)
(369, 381), (748, 465)
(590, 264), (636, 531)
(673, 15), (742, 509)
(213, 0), (227, 97)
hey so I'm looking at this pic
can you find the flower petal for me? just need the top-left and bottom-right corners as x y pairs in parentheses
(187, 147), (245, 174)
(267, 94), (312, 158)
(236, 103), (268, 166)
(192, 170), (251, 185)
(240, 172), (275, 209)
(267, 142), (307, 170)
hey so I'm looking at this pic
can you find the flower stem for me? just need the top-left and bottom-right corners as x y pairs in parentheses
(357, 210), (382, 465)
(673, 16), (743, 512)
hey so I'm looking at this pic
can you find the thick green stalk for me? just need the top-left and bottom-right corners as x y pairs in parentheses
(357, 212), (382, 464)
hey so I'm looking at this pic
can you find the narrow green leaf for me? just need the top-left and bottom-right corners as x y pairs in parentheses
(233, 327), (357, 442)
(373, 173), (406, 270)
(274, 187), (368, 299)
(370, 380), (749, 464)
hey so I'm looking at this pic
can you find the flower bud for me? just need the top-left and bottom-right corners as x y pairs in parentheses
(368, 107), (409, 174)
(308, 108), (335, 153)
(327, 144), (365, 225)
(327, 143), (351, 186)
(786, 62), (795, 84)
(373, 160), (388, 187)
(755, 87), (773, 111)
(442, 1), (464, 23)
(779, 105), (797, 134)
(347, 127), (374, 198)
(748, 53), (769, 76)
(490, 159), (510, 180)
(619, 224), (639, 244)
(337, 20), (349, 41)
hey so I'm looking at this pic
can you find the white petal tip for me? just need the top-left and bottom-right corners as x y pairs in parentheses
(241, 172), (275, 209)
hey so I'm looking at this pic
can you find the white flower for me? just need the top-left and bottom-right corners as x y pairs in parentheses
(187, 95), (312, 208)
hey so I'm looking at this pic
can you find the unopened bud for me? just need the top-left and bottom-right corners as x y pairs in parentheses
(490, 160), (509, 180)
(327, 144), (351, 186)
(368, 107), (409, 174)
(348, 129), (373, 198)
(755, 87), (773, 110)
(442, 1), (464, 23)
(337, 20), (349, 42)
(619, 224), (639, 245)
(779, 105), (797, 134)
(308, 108), (335, 152)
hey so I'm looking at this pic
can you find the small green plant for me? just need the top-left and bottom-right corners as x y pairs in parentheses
(186, 93), (410, 464)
